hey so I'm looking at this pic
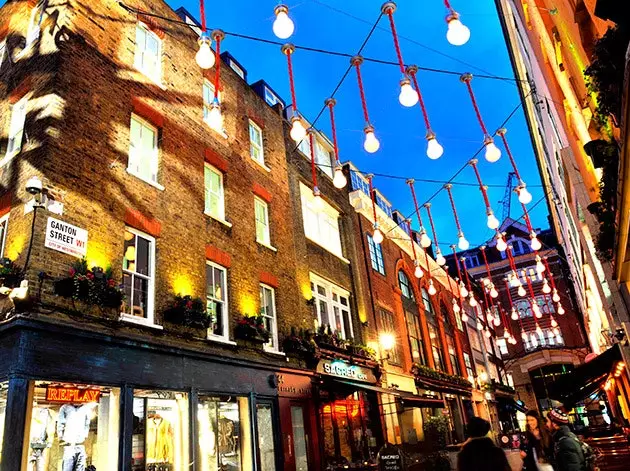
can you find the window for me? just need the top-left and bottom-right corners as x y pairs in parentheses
(0, 41), (6, 70)
(421, 288), (435, 318)
(375, 193), (393, 219)
(300, 183), (343, 257)
(256, 403), (277, 471)
(314, 139), (333, 177)
(515, 296), (555, 318)
(367, 234), (385, 274)
(380, 309), (401, 365)
(25, 1), (44, 48)
(398, 271), (414, 300)
(204, 164), (225, 220)
(428, 323), (445, 371)
(260, 284), (278, 351)
(254, 197), (271, 245)
(229, 61), (245, 79)
(518, 266), (543, 284)
(128, 115), (159, 185)
(405, 311), (426, 365)
(465, 254), (480, 269)
(5, 96), (27, 160)
(512, 239), (531, 256)
(297, 134), (311, 157)
(264, 87), (280, 107)
(311, 274), (353, 339)
(206, 262), (228, 339)
(0, 215), (8, 258)
(463, 352), (474, 381)
(454, 307), (464, 331)
(249, 120), (264, 164)
(496, 338), (508, 356)
(349, 170), (370, 195)
(446, 335), (460, 375)
(122, 228), (155, 323)
(134, 23), (161, 83)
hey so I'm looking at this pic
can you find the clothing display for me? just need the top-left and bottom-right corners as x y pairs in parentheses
(61, 445), (87, 471)
(57, 404), (93, 445)
(146, 415), (174, 464)
(28, 407), (55, 471)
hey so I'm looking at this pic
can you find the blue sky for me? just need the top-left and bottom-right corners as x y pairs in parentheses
(169, 0), (549, 248)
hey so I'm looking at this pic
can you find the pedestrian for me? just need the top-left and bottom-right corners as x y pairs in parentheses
(546, 408), (586, 471)
(520, 410), (554, 471)
(457, 417), (511, 471)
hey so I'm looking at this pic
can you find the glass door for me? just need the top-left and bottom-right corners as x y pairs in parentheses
(291, 406), (309, 471)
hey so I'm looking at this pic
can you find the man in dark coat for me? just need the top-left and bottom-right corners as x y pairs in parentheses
(457, 417), (511, 471)
(546, 408), (586, 471)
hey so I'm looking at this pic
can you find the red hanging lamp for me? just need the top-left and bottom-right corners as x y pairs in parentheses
(406, 219), (424, 279)
(470, 159), (500, 230)
(444, 183), (469, 250)
(282, 43), (307, 143)
(325, 98), (347, 189)
(351, 55), (380, 153)
(424, 203), (446, 266)
(497, 128), (532, 204)
(196, 0), (215, 69)
(443, 0), (470, 46)
(407, 180), (432, 249)
(206, 29), (225, 131)
(368, 175), (384, 244)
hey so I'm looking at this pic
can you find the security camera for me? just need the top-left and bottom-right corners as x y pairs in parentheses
(25, 176), (43, 195)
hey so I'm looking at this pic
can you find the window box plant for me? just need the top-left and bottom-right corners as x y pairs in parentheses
(314, 324), (348, 353)
(234, 314), (270, 344)
(412, 363), (473, 389)
(53, 259), (123, 309)
(345, 340), (377, 361)
(163, 295), (210, 329)
(283, 327), (316, 355)
(0, 258), (23, 289)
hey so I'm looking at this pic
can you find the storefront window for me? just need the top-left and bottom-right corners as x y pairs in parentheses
(0, 382), (7, 465)
(197, 395), (252, 471)
(291, 406), (309, 471)
(23, 381), (120, 471)
(132, 389), (189, 471)
(256, 403), (276, 471)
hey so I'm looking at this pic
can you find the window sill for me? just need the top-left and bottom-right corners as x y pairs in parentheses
(207, 335), (237, 346)
(305, 236), (350, 264)
(205, 212), (233, 228)
(134, 67), (167, 90)
(126, 168), (165, 191)
(256, 240), (277, 252)
(263, 347), (285, 356)
(203, 120), (229, 139)
(119, 314), (163, 330)
(252, 158), (272, 173)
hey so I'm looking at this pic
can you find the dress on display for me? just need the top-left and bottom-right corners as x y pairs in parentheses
(146, 415), (174, 468)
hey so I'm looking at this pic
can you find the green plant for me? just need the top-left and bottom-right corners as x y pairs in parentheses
(0, 258), (22, 288)
(235, 314), (270, 343)
(412, 363), (473, 388)
(424, 415), (450, 450)
(315, 324), (347, 349)
(345, 338), (377, 360)
(163, 295), (210, 329)
(53, 259), (123, 308)
(283, 327), (316, 354)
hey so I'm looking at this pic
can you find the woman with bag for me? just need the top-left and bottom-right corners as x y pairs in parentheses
(521, 410), (554, 471)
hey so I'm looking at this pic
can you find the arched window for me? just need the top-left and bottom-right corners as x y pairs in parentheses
(421, 288), (434, 317)
(398, 270), (414, 300)
(422, 288), (445, 372)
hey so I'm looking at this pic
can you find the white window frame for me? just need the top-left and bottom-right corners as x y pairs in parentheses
(264, 87), (280, 107)
(229, 61), (245, 79)
(134, 22), (162, 84)
(206, 261), (230, 341)
(25, 1), (44, 48)
(204, 164), (225, 221)
(310, 273), (353, 339)
(0, 214), (9, 258)
(496, 338), (508, 357)
(0, 40), (6, 70)
(120, 227), (157, 327)
(4, 96), (28, 163)
(248, 120), (264, 165)
(314, 139), (333, 178)
(299, 182), (344, 259)
(128, 114), (161, 188)
(254, 197), (271, 246)
(367, 234), (385, 274)
(260, 284), (278, 351)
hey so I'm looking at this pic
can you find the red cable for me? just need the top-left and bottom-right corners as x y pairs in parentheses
(543, 257), (557, 290)
(462, 259), (473, 293)
(368, 175), (378, 223)
(199, 0), (206, 32)
(423, 247), (432, 280)
(213, 34), (221, 100)
(409, 69), (432, 131)
(309, 133), (318, 189)
(407, 180), (426, 230)
(525, 271), (537, 300)
(498, 132), (522, 181)
(406, 219), (418, 261)
(463, 78), (489, 136)
(480, 247), (493, 283)
(452, 246), (464, 283)
(385, 11), (406, 74)
(470, 161), (492, 209)
(425, 204), (441, 247)
(354, 59), (371, 123)
(286, 48), (298, 112)
(327, 100), (341, 165)
(521, 203), (534, 232)
(504, 278), (515, 309)
(443, 0), (453, 10)
(444, 185), (463, 232)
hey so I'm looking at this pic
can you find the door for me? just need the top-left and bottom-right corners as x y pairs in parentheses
(291, 405), (310, 471)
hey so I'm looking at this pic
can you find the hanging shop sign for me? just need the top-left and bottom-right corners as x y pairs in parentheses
(46, 387), (101, 403)
(317, 359), (375, 383)
(377, 444), (404, 471)
(44, 217), (88, 258)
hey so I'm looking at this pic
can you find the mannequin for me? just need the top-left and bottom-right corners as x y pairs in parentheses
(28, 406), (55, 471)
(146, 411), (174, 470)
(57, 402), (96, 471)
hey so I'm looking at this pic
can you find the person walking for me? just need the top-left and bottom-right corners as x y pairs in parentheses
(546, 408), (586, 471)
(457, 417), (511, 471)
(520, 410), (554, 471)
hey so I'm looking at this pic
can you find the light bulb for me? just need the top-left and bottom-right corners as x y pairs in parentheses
(196, 34), (215, 69)
(461, 312), (469, 322)
(551, 317), (558, 328)
(476, 321), (483, 330)
(484, 140), (502, 163)
(207, 101), (223, 131)
(518, 286), (526, 297)
(486, 312), (493, 323)
(494, 316), (501, 327)
(490, 286), (498, 298)
(312, 187), (325, 212)
(485, 329), (492, 338)
(487, 213), (500, 230)
(399, 79), (418, 107)
(446, 13), (470, 46)
(542, 279), (551, 294)
(460, 282), (469, 298)
(426, 135), (444, 160)
(363, 127), (380, 153)
(521, 332), (528, 341)
(414, 261), (423, 279)
(504, 330), (510, 339)
(518, 186), (533, 205)
(552, 289), (560, 303)
(272, 5), (295, 39)
(436, 251), (446, 266)
(453, 301), (461, 313)
(428, 281), (437, 296)
(536, 259), (546, 274)
(420, 231), (431, 248)
(530, 234), (542, 251)
(290, 117), (307, 142)
(533, 304), (542, 318)
(553, 327), (559, 336)
(373, 227), (384, 244)
(458, 233), (470, 250)
(536, 324), (543, 335)
(333, 166), (347, 189)
(469, 296), (478, 307)
(511, 308), (518, 321)
(496, 235), (507, 252)
(557, 304), (565, 315)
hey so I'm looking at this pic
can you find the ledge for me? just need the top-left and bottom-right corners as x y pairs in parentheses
(257, 240), (278, 252)
(126, 168), (165, 191)
(119, 314), (164, 330)
(205, 212), (233, 228)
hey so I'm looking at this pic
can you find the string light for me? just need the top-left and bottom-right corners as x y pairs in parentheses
(479, 246), (498, 299)
(428, 279), (437, 296)
(470, 159), (500, 230)
(406, 220), (424, 279)
(484, 328), (492, 338)
(444, 184), (469, 250)
(206, 30), (225, 131)
(352, 55), (380, 153)
(520, 202), (542, 251)
(495, 232), (507, 252)
(447, 273), (464, 321)
(282, 44), (307, 143)
(535, 255), (546, 274)
(308, 129), (325, 212)
(443, 0), (470, 46)
(272, 4), (295, 39)
(460, 258), (477, 307)
(557, 303), (565, 315)
(451, 245), (469, 298)
(406, 65), (443, 159)
(407, 180), (432, 249)
(325, 98), (347, 189)
(195, 0), (215, 69)
(368, 175), (384, 244)
(552, 289), (560, 303)
(497, 128), (532, 204)
(542, 278), (551, 294)
(550, 316), (558, 328)
(425, 203), (446, 266)
(461, 73), (501, 163)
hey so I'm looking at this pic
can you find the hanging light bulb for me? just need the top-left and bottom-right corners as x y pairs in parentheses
(536, 324), (543, 336)
(290, 116), (307, 143)
(458, 232), (470, 250)
(372, 223), (384, 244)
(532, 303), (542, 318)
(436, 250), (446, 266)
(461, 311), (469, 322)
(398, 78), (419, 107)
(552, 289), (560, 303)
(504, 330), (510, 339)
(509, 336), (517, 345)
(272, 4), (295, 39)
(511, 308), (518, 321)
(428, 280), (437, 296)
(452, 301), (461, 313)
(496, 233), (507, 252)
(476, 320), (483, 330)
(420, 230), (432, 248)
(445, 11), (470, 46)
(530, 232), (542, 251)
(363, 125), (380, 153)
(207, 100), (223, 131)
(483, 136), (502, 163)
(536, 256), (546, 274)
(484, 328), (492, 338)
(426, 131), (444, 160)
(490, 285), (499, 298)
(517, 286), (526, 297)
(551, 317), (558, 328)
(459, 281), (469, 298)
(517, 183), (533, 205)
(414, 260), (424, 279)
(521, 331), (528, 341)
(196, 32), (215, 69)
(542, 279), (551, 294)
(333, 165), (347, 189)
(557, 303), (565, 315)
(469, 295), (478, 307)
(312, 187), (325, 212)
(493, 316), (501, 327)
(486, 311), (494, 323)
(487, 211), (500, 230)
(553, 327), (560, 336)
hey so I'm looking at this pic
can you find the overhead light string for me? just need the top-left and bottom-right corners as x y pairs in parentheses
(524, 269), (543, 319)
(407, 179), (432, 249)
(368, 175), (384, 244)
(521, 202), (542, 251)
(351, 55), (380, 153)
(451, 244), (469, 302)
(308, 129), (325, 211)
(479, 246), (499, 298)
(459, 254), (478, 308)
(207, 30), (225, 131)
(424, 203), (446, 266)
(504, 277), (523, 345)
(282, 43), (307, 143)
(424, 245), (437, 296)
(195, 0), (215, 69)
(325, 98), (347, 189)
(406, 65), (444, 159)
(444, 183), (469, 250)
(460, 73), (502, 163)
(469, 158), (500, 230)
(447, 270), (464, 320)
(443, 0), (470, 46)
(497, 128), (532, 204)
(272, 4), (295, 39)
(406, 219), (424, 279)
(506, 245), (527, 297)
(543, 257), (564, 314)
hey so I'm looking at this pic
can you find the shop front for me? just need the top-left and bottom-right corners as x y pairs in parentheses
(0, 317), (288, 471)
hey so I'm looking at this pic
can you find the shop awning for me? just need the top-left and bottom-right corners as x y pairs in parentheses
(547, 343), (622, 407)
(326, 379), (445, 408)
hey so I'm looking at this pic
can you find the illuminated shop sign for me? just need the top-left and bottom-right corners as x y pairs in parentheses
(317, 360), (375, 383)
(46, 387), (101, 403)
